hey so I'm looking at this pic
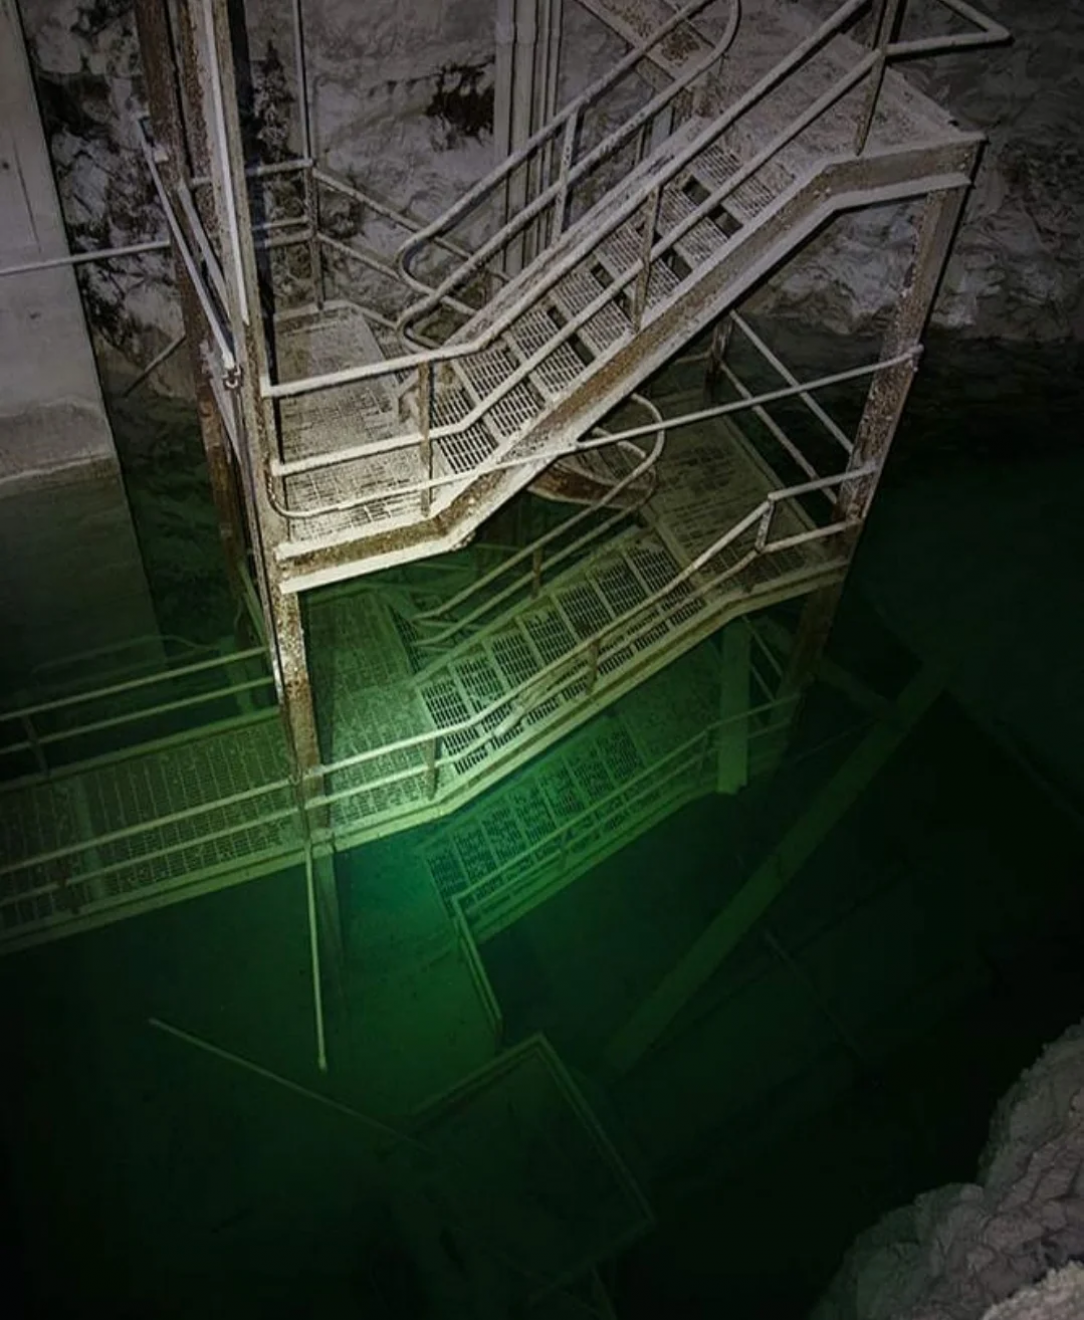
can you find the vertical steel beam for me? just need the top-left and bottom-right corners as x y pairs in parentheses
(133, 0), (250, 642)
(765, 168), (978, 762)
(179, 0), (323, 794)
(839, 175), (977, 526)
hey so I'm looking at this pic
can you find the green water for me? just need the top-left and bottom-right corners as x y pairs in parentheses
(2, 333), (1083, 1317)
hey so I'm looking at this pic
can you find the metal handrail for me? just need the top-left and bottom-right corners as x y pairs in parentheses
(258, 0), (870, 432)
(395, 0), (742, 320)
(410, 396), (666, 651)
(396, 0), (730, 273)
(0, 459), (862, 901)
(260, 0), (1003, 412)
(0, 646), (271, 779)
(455, 690), (798, 918)
(307, 459), (870, 790)
(266, 350), (916, 527)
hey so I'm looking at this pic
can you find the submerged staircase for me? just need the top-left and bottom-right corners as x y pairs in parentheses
(0, 423), (811, 952)
(0, 0), (1004, 951)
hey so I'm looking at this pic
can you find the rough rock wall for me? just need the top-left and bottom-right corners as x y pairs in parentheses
(767, 0), (1084, 343)
(811, 1022), (1084, 1320)
(14, 0), (1084, 394)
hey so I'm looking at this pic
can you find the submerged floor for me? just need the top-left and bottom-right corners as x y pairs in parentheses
(2, 334), (1083, 1316)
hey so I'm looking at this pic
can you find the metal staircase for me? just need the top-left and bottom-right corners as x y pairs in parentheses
(0, 0), (1008, 953)
(258, 0), (989, 593)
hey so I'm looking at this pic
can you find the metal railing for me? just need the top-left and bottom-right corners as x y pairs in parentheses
(395, 0), (741, 319)
(0, 645), (273, 783)
(0, 450), (857, 922)
(246, 0), (1003, 531)
(454, 690), (799, 939)
(409, 395), (667, 654)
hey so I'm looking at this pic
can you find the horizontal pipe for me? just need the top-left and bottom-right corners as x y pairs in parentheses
(0, 646), (266, 722)
(268, 350), (917, 518)
(188, 156), (313, 188)
(25, 676), (272, 749)
(0, 238), (170, 280)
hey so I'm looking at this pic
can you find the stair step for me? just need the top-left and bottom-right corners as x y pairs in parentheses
(509, 307), (587, 399)
(657, 185), (730, 265)
(686, 137), (791, 222)
(596, 220), (683, 310)
(550, 266), (632, 358)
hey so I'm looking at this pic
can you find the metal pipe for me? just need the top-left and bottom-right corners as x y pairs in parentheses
(121, 331), (186, 397)
(717, 360), (821, 485)
(189, 156), (313, 188)
(303, 846), (328, 1073)
(495, 0), (516, 166)
(148, 1018), (414, 1142)
(508, 0), (539, 271)
(0, 645), (266, 722)
(0, 238), (170, 280)
(312, 168), (480, 267)
(176, 180), (230, 309)
(201, 0), (250, 327)
(399, 0), (726, 267)
(291, 0), (311, 161)
(7, 676), (271, 748)
(136, 118), (236, 371)
(398, 0), (743, 311)
(266, 350), (918, 516)
(731, 313), (853, 451)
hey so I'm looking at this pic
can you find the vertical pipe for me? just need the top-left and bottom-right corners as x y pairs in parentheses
(418, 360), (433, 518)
(507, 0), (539, 272)
(495, 0), (515, 253)
(292, 0), (323, 306)
(291, 0), (311, 161)
(304, 844), (329, 1073)
(494, 0), (515, 165)
(854, 0), (905, 154)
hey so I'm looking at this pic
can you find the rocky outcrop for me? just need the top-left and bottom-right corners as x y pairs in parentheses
(15, 0), (1083, 395)
(811, 1021), (1084, 1320)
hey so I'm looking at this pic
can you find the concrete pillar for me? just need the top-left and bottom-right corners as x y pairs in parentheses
(0, 0), (157, 692)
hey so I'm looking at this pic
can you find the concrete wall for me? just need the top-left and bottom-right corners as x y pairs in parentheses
(0, 0), (157, 691)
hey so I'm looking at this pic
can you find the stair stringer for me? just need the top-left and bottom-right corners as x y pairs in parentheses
(509, 137), (981, 466)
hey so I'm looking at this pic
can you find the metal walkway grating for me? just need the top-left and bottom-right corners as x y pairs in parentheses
(0, 417), (843, 951)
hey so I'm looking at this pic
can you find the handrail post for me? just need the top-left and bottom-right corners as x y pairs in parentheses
(552, 105), (579, 239)
(631, 186), (662, 333)
(585, 639), (600, 695)
(306, 165), (324, 308)
(418, 360), (433, 518)
(22, 715), (48, 778)
(425, 734), (440, 798)
(754, 501), (775, 552)
(854, 0), (905, 154)
(531, 545), (544, 597)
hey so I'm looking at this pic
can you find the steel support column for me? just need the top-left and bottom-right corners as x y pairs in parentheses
(601, 664), (945, 1078)
(133, 0), (250, 643)
(763, 168), (978, 768)
(180, 0), (323, 794)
